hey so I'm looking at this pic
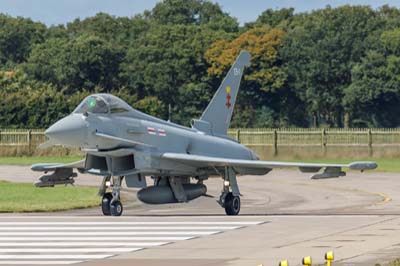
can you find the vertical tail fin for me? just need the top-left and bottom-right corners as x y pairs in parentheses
(197, 50), (251, 136)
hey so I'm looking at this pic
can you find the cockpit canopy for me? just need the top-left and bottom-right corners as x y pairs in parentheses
(73, 94), (133, 114)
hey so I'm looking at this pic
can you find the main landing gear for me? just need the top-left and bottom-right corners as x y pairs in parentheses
(99, 176), (123, 216)
(218, 167), (241, 216)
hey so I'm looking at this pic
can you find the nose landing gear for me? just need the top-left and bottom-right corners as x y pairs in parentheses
(110, 200), (123, 216)
(101, 192), (113, 215)
(99, 175), (124, 216)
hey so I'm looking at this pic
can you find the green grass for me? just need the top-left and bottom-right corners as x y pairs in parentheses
(0, 181), (99, 212)
(389, 258), (400, 266)
(376, 258), (400, 266)
(0, 156), (84, 165)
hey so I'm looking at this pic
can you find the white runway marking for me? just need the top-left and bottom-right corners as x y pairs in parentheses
(0, 231), (220, 236)
(0, 219), (265, 265)
(0, 255), (112, 259)
(0, 248), (142, 253)
(0, 242), (168, 247)
(0, 261), (82, 265)
(0, 226), (241, 230)
(0, 221), (264, 225)
(0, 237), (192, 241)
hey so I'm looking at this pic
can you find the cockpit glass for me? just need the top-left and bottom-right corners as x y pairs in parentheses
(73, 96), (109, 114)
(73, 94), (133, 114)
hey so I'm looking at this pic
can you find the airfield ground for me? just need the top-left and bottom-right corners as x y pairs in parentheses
(0, 166), (399, 266)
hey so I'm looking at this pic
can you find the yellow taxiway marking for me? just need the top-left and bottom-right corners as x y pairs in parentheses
(373, 192), (391, 205)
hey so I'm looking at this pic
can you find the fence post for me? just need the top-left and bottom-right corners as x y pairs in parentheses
(321, 128), (327, 156)
(27, 130), (32, 154)
(273, 129), (278, 157)
(368, 129), (373, 157)
(236, 129), (241, 143)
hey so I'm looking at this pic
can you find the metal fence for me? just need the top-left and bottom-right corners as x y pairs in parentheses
(1, 128), (400, 156)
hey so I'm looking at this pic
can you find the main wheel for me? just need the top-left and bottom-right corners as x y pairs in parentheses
(101, 192), (113, 216)
(110, 200), (123, 216)
(224, 193), (240, 216)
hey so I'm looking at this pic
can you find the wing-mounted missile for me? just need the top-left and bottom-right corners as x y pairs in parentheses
(34, 168), (77, 187)
(310, 167), (346, 180)
(308, 162), (378, 179)
(31, 160), (85, 187)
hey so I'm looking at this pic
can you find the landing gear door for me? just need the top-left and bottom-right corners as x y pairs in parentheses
(125, 174), (147, 188)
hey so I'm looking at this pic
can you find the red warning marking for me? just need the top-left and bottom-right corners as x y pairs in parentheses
(226, 93), (232, 108)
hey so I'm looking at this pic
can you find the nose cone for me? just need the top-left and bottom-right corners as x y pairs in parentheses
(45, 114), (88, 147)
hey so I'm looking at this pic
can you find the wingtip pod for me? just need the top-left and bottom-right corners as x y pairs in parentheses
(31, 163), (60, 171)
(238, 50), (251, 67)
(349, 161), (378, 171)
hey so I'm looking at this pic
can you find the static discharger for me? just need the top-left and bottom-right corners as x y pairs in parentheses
(302, 256), (312, 266)
(325, 251), (334, 266)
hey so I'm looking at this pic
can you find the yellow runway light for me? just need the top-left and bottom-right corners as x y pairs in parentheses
(325, 251), (334, 266)
(302, 256), (312, 266)
(279, 260), (289, 266)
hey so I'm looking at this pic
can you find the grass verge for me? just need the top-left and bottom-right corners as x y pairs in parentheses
(377, 258), (400, 266)
(0, 181), (99, 212)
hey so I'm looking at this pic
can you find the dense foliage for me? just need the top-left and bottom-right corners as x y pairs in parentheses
(1, 0), (400, 128)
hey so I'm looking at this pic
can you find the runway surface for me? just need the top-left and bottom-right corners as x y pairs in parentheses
(0, 217), (266, 265)
(0, 166), (400, 266)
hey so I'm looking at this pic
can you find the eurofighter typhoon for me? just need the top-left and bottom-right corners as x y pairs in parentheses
(32, 51), (377, 216)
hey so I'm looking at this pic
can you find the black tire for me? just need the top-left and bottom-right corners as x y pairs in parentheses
(101, 193), (113, 216)
(224, 193), (240, 216)
(110, 200), (123, 216)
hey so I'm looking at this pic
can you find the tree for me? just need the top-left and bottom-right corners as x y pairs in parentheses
(120, 24), (234, 123)
(205, 26), (288, 127)
(280, 5), (383, 127)
(24, 35), (125, 92)
(344, 29), (400, 127)
(148, 0), (238, 32)
(245, 8), (294, 29)
(66, 13), (150, 45)
(0, 15), (46, 67)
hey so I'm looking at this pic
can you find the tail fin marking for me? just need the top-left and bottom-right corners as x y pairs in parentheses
(198, 50), (251, 136)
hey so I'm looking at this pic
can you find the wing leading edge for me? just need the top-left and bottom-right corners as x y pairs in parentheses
(31, 159), (85, 172)
(161, 153), (378, 179)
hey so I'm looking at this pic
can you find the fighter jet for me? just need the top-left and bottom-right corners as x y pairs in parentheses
(32, 51), (377, 216)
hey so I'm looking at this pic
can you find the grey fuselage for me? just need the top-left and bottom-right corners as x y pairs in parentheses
(46, 94), (258, 179)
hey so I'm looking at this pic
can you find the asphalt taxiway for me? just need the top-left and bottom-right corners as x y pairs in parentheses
(0, 166), (399, 266)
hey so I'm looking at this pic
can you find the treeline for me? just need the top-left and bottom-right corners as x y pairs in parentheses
(1, 0), (400, 128)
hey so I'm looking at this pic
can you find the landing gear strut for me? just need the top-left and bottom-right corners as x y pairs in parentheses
(99, 175), (124, 216)
(218, 167), (241, 216)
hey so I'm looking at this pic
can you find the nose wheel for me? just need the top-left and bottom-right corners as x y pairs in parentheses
(110, 200), (123, 216)
(101, 192), (113, 216)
